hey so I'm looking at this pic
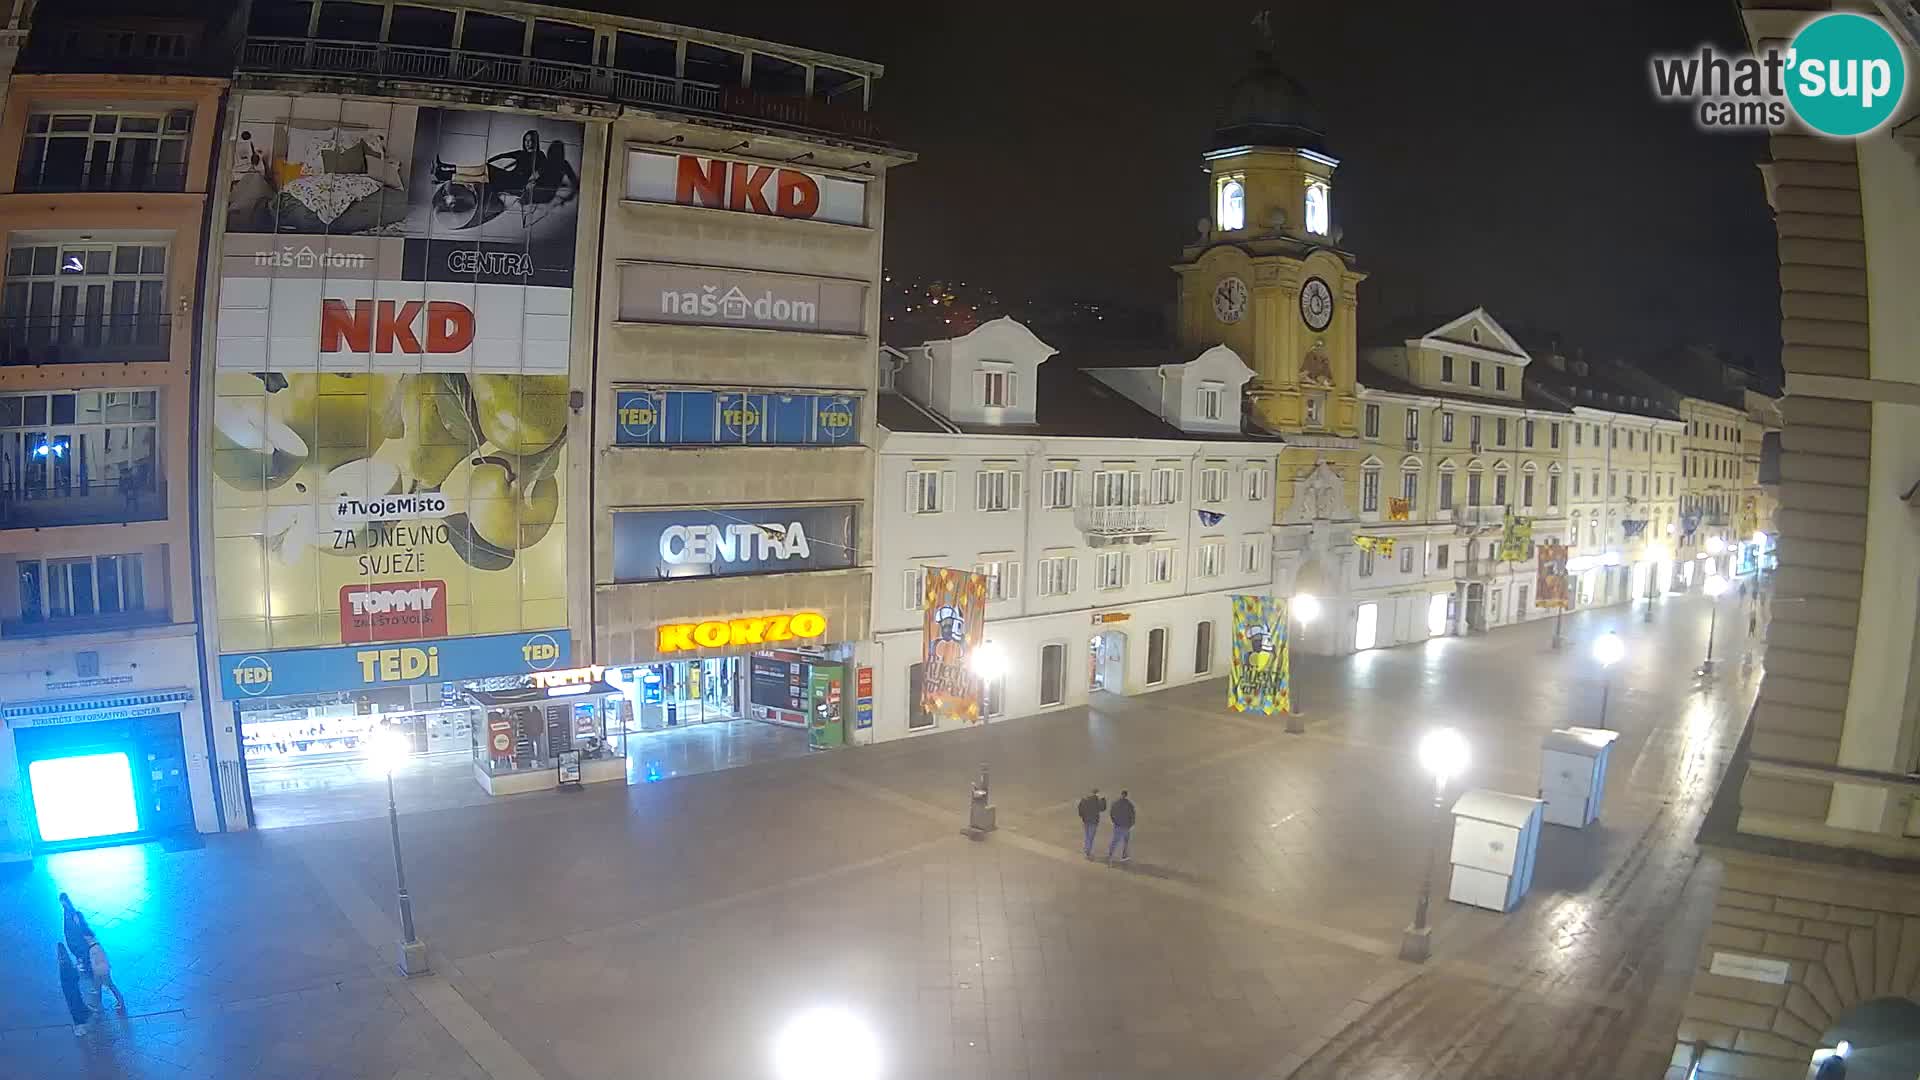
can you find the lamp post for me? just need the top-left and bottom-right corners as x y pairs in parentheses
(370, 732), (429, 976)
(1592, 631), (1625, 729)
(1287, 594), (1321, 734)
(1700, 574), (1728, 675)
(1400, 727), (1468, 963)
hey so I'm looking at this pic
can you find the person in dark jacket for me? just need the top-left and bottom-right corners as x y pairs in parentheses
(1106, 790), (1136, 865)
(60, 893), (92, 977)
(57, 943), (90, 1035)
(1076, 788), (1107, 858)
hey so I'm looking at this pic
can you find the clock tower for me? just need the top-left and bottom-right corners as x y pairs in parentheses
(1172, 41), (1365, 436)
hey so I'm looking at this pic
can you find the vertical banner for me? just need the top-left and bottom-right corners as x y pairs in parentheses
(1229, 595), (1291, 715)
(1537, 543), (1570, 608)
(921, 568), (988, 725)
(1498, 512), (1534, 561)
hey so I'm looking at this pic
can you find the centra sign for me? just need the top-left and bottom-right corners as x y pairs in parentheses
(657, 611), (827, 653)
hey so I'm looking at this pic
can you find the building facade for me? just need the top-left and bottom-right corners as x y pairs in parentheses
(0, 2), (235, 861)
(1669, 7), (1920, 1079)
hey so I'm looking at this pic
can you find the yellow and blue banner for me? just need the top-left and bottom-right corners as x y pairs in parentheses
(922, 567), (988, 725)
(1229, 595), (1290, 715)
(1499, 512), (1534, 561)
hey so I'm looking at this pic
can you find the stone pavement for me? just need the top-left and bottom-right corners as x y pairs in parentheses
(0, 590), (1766, 1079)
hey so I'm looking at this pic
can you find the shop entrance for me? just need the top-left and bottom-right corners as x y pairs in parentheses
(609, 649), (842, 784)
(1089, 631), (1127, 693)
(618, 658), (743, 731)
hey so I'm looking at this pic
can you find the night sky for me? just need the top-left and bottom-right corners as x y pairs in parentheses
(679, 1), (1782, 373)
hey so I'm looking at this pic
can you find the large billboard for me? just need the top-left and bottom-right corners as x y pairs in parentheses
(210, 96), (581, 662)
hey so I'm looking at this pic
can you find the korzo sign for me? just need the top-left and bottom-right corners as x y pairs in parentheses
(612, 504), (858, 584)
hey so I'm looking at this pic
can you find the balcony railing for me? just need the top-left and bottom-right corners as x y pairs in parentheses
(1451, 505), (1505, 532)
(2, 607), (169, 638)
(0, 315), (171, 366)
(1, 480), (167, 530)
(1075, 504), (1172, 540)
(15, 158), (189, 194)
(241, 37), (883, 142)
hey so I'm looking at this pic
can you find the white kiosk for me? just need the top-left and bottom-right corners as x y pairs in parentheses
(1448, 789), (1543, 913)
(1540, 726), (1620, 829)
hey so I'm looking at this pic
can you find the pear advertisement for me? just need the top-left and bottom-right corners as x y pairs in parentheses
(210, 95), (580, 659)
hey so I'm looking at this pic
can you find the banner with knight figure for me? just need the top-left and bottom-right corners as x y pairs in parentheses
(1536, 542), (1571, 608)
(1229, 595), (1291, 715)
(921, 567), (989, 725)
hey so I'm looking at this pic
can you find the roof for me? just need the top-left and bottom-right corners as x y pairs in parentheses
(1525, 360), (1681, 422)
(1359, 364), (1574, 415)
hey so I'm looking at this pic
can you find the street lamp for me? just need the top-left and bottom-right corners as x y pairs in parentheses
(368, 730), (428, 976)
(1287, 594), (1321, 734)
(774, 1006), (882, 1080)
(1400, 727), (1469, 963)
(1592, 632), (1625, 729)
(1701, 574), (1728, 675)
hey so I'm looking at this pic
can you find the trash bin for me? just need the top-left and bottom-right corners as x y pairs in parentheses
(1447, 789), (1543, 913)
(1540, 726), (1619, 829)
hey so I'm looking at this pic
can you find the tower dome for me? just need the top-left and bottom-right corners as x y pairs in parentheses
(1213, 47), (1326, 153)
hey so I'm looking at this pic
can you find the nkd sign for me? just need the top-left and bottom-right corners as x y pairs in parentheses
(618, 263), (867, 335)
(626, 149), (868, 227)
(611, 504), (858, 584)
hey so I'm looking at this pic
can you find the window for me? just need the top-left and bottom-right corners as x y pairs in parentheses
(901, 564), (937, 610)
(1361, 466), (1380, 513)
(980, 368), (1013, 408)
(982, 667), (1007, 719)
(1042, 467), (1075, 509)
(1097, 550), (1127, 590)
(1436, 544), (1450, 569)
(0, 389), (160, 506)
(1400, 546), (1414, 574)
(1040, 643), (1066, 706)
(973, 555), (1020, 601)
(1469, 360), (1482, 387)
(1146, 626), (1169, 685)
(1304, 393), (1325, 428)
(907, 468), (948, 514)
(1573, 424), (1582, 447)
(1549, 474), (1561, 507)
(1240, 533), (1266, 573)
(4, 243), (170, 357)
(1608, 473), (1616, 496)
(1441, 412), (1455, 443)
(1197, 538), (1226, 578)
(1495, 417), (1508, 446)
(1400, 469), (1419, 509)
(1149, 466), (1183, 506)
(1245, 465), (1270, 502)
(1199, 465), (1229, 504)
(613, 30), (676, 74)
(1522, 474), (1535, 507)
(975, 465), (1022, 511)
(1358, 548), (1375, 577)
(20, 110), (193, 192)
(1468, 471), (1483, 506)
(1197, 382), (1224, 421)
(1364, 404), (1380, 438)
(1495, 366), (1508, 391)
(17, 552), (145, 623)
(1092, 469), (1139, 507)
(1405, 409), (1420, 444)
(1469, 415), (1482, 447)
(1304, 180), (1330, 235)
(1147, 546), (1176, 584)
(1195, 621), (1214, 675)
(683, 41), (745, 85)
(1036, 553), (1077, 597)
(461, 11), (526, 55)
(1524, 420), (1535, 448)
(1573, 472), (1582, 497)
(907, 663), (934, 729)
(1494, 473), (1508, 506)
(1551, 422), (1561, 449)
(1610, 428), (1618, 449)
(1218, 179), (1245, 231)
(1438, 470), (1455, 510)
(1441, 355), (1455, 383)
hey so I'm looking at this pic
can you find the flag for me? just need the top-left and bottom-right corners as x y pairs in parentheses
(1353, 534), (1397, 556)
(1229, 595), (1290, 715)
(1386, 496), (1411, 522)
(921, 567), (989, 725)
(1197, 509), (1224, 527)
(1622, 519), (1647, 539)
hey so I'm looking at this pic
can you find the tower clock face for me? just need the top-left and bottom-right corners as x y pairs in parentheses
(1212, 276), (1248, 324)
(1299, 276), (1334, 331)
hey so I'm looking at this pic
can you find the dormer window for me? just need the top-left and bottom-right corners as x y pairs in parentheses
(980, 366), (1013, 408)
(1304, 180), (1329, 235)
(1197, 381), (1224, 421)
(1218, 179), (1245, 231)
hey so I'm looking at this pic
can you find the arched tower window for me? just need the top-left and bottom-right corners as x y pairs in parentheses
(1219, 179), (1245, 231)
(1304, 180), (1330, 235)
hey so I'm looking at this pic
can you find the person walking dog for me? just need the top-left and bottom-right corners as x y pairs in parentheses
(86, 934), (125, 1010)
(1106, 790), (1136, 865)
(60, 893), (93, 977)
(1076, 788), (1107, 859)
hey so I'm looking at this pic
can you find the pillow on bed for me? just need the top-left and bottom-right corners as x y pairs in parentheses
(322, 142), (368, 175)
(365, 149), (407, 191)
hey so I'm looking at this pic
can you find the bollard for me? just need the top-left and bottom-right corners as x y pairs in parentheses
(964, 761), (997, 838)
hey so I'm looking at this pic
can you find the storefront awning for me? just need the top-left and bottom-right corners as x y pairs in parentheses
(3, 688), (196, 728)
(466, 682), (621, 707)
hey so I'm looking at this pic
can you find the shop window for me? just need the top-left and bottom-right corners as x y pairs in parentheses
(461, 12), (525, 56)
(750, 53), (808, 96)
(1146, 627), (1168, 686)
(907, 663), (933, 729)
(315, 1), (382, 42)
(684, 42), (743, 86)
(1195, 621), (1213, 675)
(1039, 643), (1065, 706)
(387, 5), (454, 47)
(615, 31), (676, 76)
(530, 20), (593, 65)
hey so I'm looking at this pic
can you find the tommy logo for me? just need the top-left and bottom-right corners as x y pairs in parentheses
(673, 156), (822, 219)
(340, 581), (449, 643)
(320, 299), (476, 354)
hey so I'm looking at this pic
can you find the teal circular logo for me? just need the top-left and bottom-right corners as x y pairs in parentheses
(1787, 14), (1906, 137)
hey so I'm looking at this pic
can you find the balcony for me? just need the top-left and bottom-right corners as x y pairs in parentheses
(0, 315), (171, 366)
(1450, 505), (1505, 533)
(1075, 504), (1171, 543)
(240, 38), (885, 143)
(1453, 554), (1500, 581)
(15, 158), (189, 194)
(1, 481), (167, 530)
(2, 607), (170, 638)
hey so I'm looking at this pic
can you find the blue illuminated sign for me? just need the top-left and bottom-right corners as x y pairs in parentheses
(219, 629), (570, 699)
(614, 388), (860, 447)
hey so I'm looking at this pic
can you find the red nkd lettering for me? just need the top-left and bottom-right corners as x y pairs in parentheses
(774, 170), (820, 218)
(674, 155), (727, 208)
(320, 300), (475, 354)
(727, 162), (776, 214)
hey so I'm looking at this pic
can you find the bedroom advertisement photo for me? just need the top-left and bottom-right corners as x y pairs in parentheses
(209, 95), (583, 661)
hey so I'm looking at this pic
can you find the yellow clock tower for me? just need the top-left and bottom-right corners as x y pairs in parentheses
(1172, 44), (1365, 437)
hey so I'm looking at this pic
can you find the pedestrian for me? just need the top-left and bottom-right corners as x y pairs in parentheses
(1076, 787), (1107, 859)
(1106, 790), (1136, 865)
(86, 934), (125, 1010)
(57, 943), (90, 1035)
(59, 893), (93, 977)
